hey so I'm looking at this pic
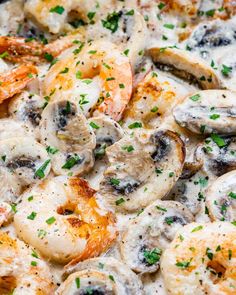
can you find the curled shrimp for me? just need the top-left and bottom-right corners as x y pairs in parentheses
(0, 64), (37, 103)
(0, 231), (55, 294)
(0, 35), (81, 64)
(14, 176), (117, 264)
(161, 222), (236, 295)
(43, 40), (133, 121)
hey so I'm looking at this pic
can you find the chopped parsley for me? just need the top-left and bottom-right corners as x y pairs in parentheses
(165, 216), (174, 225)
(101, 11), (121, 33)
(62, 155), (81, 169)
(0, 51), (9, 59)
(46, 216), (56, 225)
(46, 146), (59, 155)
(35, 159), (51, 179)
(163, 23), (174, 29)
(158, 2), (166, 9)
(229, 192), (236, 199)
(28, 196), (34, 202)
(122, 145), (134, 152)
(221, 64), (232, 77)
(210, 134), (226, 147)
(143, 248), (162, 265)
(89, 121), (100, 129)
(206, 247), (213, 260)
(110, 178), (120, 186)
(49, 5), (65, 14)
(115, 198), (125, 205)
(109, 275), (115, 282)
(123, 49), (129, 56)
(75, 277), (80, 288)
(128, 122), (142, 129)
(175, 260), (191, 268)
(27, 212), (37, 220)
(191, 225), (203, 232)
(31, 261), (37, 266)
(156, 205), (167, 212)
(210, 114), (220, 120)
(44, 52), (53, 62)
(189, 93), (200, 101)
(126, 9), (134, 16)
(151, 106), (158, 113)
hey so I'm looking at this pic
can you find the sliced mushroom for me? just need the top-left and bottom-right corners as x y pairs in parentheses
(0, 118), (34, 140)
(168, 169), (209, 216)
(63, 257), (144, 295)
(0, 137), (51, 202)
(148, 47), (222, 89)
(120, 200), (193, 274)
(197, 134), (236, 177)
(185, 19), (236, 56)
(100, 129), (185, 212)
(39, 98), (96, 176)
(88, 115), (124, 160)
(118, 9), (148, 71)
(56, 270), (116, 294)
(173, 90), (236, 135)
(216, 46), (236, 90)
(9, 91), (45, 128)
(206, 170), (236, 221)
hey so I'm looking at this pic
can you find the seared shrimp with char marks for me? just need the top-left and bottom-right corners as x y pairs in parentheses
(14, 176), (117, 264)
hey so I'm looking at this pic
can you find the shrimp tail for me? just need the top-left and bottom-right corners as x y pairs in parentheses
(0, 64), (38, 103)
(0, 35), (81, 64)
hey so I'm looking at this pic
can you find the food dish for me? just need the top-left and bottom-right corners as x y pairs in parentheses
(0, 1), (236, 294)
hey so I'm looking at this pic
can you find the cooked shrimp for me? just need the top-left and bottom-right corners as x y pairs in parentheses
(0, 35), (82, 64)
(14, 176), (117, 264)
(123, 70), (192, 128)
(0, 202), (12, 227)
(43, 40), (132, 121)
(205, 170), (236, 222)
(161, 222), (236, 295)
(0, 64), (37, 104)
(24, 0), (116, 34)
(0, 231), (55, 294)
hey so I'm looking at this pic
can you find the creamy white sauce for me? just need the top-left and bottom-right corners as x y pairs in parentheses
(0, 1), (236, 294)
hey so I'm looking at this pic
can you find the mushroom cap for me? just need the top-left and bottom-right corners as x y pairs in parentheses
(173, 90), (236, 135)
(120, 200), (193, 274)
(64, 257), (144, 295)
(148, 47), (222, 89)
(100, 129), (185, 212)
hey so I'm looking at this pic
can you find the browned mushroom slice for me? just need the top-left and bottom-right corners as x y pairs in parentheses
(120, 200), (193, 274)
(173, 90), (236, 135)
(148, 47), (222, 89)
(206, 170), (236, 222)
(100, 129), (185, 212)
(63, 257), (144, 295)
